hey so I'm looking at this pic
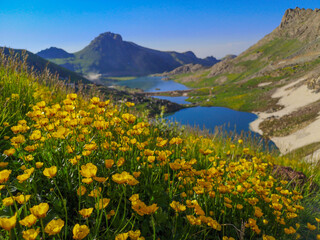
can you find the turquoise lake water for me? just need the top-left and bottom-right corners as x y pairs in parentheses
(114, 76), (189, 92)
(165, 106), (257, 134)
(153, 96), (190, 104)
(113, 76), (276, 149)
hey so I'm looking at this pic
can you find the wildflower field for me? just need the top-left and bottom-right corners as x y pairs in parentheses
(1, 50), (320, 239)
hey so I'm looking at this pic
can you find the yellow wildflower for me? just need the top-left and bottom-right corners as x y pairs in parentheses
(105, 159), (114, 168)
(30, 203), (49, 218)
(0, 169), (11, 184)
(19, 214), (37, 227)
(80, 163), (97, 178)
(128, 230), (141, 240)
(0, 162), (9, 168)
(284, 226), (296, 234)
(43, 166), (57, 178)
(95, 198), (110, 210)
(307, 222), (316, 231)
(125, 102), (135, 107)
(22, 228), (40, 240)
(72, 224), (90, 239)
(0, 213), (17, 231)
(36, 162), (44, 168)
(77, 186), (87, 196)
(79, 208), (93, 218)
(262, 235), (275, 240)
(170, 201), (186, 212)
(3, 148), (15, 156)
(15, 194), (31, 204)
(115, 232), (129, 240)
(82, 177), (93, 184)
(45, 219), (65, 236)
(67, 93), (77, 100)
(2, 197), (15, 206)
(90, 97), (100, 105)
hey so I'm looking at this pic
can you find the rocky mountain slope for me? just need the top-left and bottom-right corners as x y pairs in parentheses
(37, 32), (219, 77)
(169, 7), (320, 157)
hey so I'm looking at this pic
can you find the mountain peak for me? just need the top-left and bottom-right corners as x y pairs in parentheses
(46, 31), (219, 76)
(95, 32), (123, 42)
(36, 47), (73, 59)
(275, 7), (320, 41)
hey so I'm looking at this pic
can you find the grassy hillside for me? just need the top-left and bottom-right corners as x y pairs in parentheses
(171, 8), (320, 113)
(1, 43), (320, 240)
(172, 37), (313, 112)
(1, 48), (91, 84)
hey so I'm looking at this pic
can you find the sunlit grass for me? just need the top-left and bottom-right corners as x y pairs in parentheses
(0, 50), (320, 240)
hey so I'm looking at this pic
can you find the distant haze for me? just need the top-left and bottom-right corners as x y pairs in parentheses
(1, 0), (320, 59)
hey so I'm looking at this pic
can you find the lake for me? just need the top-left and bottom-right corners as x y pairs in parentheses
(113, 76), (276, 149)
(153, 96), (190, 104)
(165, 106), (257, 135)
(114, 76), (189, 92)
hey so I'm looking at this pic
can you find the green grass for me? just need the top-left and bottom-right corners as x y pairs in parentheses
(1, 49), (320, 240)
(239, 38), (303, 61)
(284, 142), (320, 160)
(171, 37), (320, 113)
(1, 48), (90, 84)
(185, 75), (285, 111)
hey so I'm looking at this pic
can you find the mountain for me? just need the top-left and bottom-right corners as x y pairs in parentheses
(159, 55), (236, 77)
(37, 32), (219, 77)
(1, 47), (91, 84)
(37, 47), (74, 59)
(169, 7), (320, 156)
(156, 64), (207, 77)
(172, 7), (320, 98)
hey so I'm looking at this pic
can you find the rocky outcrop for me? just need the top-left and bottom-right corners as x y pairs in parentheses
(206, 8), (320, 80)
(161, 64), (206, 76)
(272, 165), (307, 187)
(307, 75), (320, 92)
(207, 56), (243, 78)
(275, 7), (320, 41)
(220, 54), (237, 61)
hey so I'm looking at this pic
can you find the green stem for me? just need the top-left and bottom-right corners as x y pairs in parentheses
(120, 185), (127, 224)
(53, 180), (68, 239)
(5, 185), (18, 213)
(77, 163), (81, 220)
(173, 214), (178, 239)
(151, 215), (156, 240)
(40, 218), (46, 240)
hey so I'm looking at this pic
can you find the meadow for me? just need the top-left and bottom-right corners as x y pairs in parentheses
(1, 50), (320, 239)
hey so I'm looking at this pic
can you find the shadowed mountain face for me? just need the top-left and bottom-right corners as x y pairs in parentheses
(1, 47), (91, 84)
(37, 32), (219, 77)
(37, 47), (74, 59)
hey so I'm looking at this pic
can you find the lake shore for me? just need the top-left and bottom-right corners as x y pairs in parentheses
(249, 77), (320, 158)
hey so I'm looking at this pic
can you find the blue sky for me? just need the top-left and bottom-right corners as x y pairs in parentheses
(1, 0), (319, 58)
